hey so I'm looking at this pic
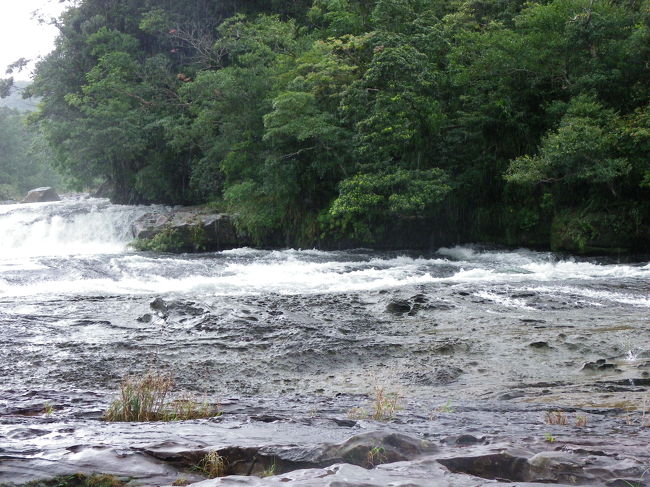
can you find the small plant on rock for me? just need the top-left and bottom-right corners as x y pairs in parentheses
(347, 406), (368, 420)
(437, 400), (455, 413)
(197, 450), (226, 478)
(370, 385), (403, 421)
(105, 371), (173, 422)
(544, 433), (556, 443)
(348, 384), (403, 422)
(168, 393), (214, 421)
(575, 415), (588, 427)
(104, 371), (218, 422)
(544, 410), (568, 425)
(261, 459), (278, 477)
(171, 476), (191, 486)
(365, 446), (388, 468)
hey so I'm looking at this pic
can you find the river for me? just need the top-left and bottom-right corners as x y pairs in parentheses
(1, 196), (649, 486)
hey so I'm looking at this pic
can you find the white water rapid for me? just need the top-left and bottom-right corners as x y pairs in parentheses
(0, 197), (648, 306)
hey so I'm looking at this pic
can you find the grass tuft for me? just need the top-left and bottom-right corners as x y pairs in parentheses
(197, 450), (227, 478)
(544, 410), (568, 425)
(348, 384), (403, 422)
(171, 476), (191, 486)
(104, 371), (218, 422)
(365, 446), (388, 468)
(574, 414), (588, 427)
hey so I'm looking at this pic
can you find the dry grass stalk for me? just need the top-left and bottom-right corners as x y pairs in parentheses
(371, 385), (402, 421)
(347, 384), (403, 422)
(168, 393), (214, 421)
(198, 450), (227, 478)
(544, 410), (568, 425)
(105, 371), (173, 422)
(574, 415), (588, 427)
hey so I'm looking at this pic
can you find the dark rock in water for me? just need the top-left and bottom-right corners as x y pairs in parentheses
(385, 299), (411, 314)
(21, 187), (60, 203)
(150, 297), (168, 315)
(529, 341), (551, 349)
(581, 359), (618, 372)
(137, 313), (153, 323)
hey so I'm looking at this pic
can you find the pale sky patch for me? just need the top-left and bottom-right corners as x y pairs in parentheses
(1, 0), (68, 81)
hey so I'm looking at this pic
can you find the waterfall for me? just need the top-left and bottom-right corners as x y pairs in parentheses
(0, 196), (154, 257)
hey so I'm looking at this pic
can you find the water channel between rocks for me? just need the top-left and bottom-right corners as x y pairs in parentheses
(0, 197), (649, 486)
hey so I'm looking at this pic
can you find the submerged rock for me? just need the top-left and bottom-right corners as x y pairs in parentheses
(21, 187), (60, 203)
(385, 299), (412, 314)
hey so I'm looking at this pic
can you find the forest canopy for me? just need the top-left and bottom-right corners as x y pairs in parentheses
(9, 0), (650, 250)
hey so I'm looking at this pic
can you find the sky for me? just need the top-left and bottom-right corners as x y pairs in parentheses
(1, 0), (68, 81)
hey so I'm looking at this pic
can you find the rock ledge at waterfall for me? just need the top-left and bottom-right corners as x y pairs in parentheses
(21, 187), (61, 203)
(131, 207), (252, 252)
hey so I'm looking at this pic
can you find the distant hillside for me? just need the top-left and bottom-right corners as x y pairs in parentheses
(0, 81), (39, 112)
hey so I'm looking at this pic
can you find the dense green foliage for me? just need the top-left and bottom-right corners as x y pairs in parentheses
(0, 107), (61, 199)
(16, 0), (650, 250)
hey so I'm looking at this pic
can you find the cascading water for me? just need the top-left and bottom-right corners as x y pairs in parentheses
(0, 196), (152, 258)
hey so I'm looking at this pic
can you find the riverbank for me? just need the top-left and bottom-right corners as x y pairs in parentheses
(129, 204), (650, 256)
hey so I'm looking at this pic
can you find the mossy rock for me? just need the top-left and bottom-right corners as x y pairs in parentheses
(131, 223), (208, 253)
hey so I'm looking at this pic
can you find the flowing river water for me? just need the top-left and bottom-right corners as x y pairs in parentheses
(1, 197), (649, 486)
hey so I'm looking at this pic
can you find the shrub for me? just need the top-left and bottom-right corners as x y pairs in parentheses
(131, 226), (187, 252)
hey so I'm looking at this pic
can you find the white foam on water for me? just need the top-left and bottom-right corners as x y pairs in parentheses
(0, 198), (647, 300)
(474, 290), (533, 310)
(438, 245), (553, 267)
(525, 285), (650, 308)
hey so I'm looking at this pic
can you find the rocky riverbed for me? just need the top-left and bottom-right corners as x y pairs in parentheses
(0, 198), (649, 486)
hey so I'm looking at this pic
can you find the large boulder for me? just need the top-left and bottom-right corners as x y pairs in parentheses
(21, 187), (61, 204)
(131, 208), (252, 252)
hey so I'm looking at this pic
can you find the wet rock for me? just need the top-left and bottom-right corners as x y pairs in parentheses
(581, 359), (618, 372)
(529, 341), (551, 349)
(314, 431), (437, 468)
(443, 434), (485, 446)
(438, 450), (531, 482)
(385, 299), (411, 314)
(150, 297), (168, 315)
(137, 313), (153, 323)
(528, 451), (586, 482)
(21, 187), (60, 203)
(131, 208), (252, 252)
(403, 366), (464, 385)
(172, 460), (475, 487)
